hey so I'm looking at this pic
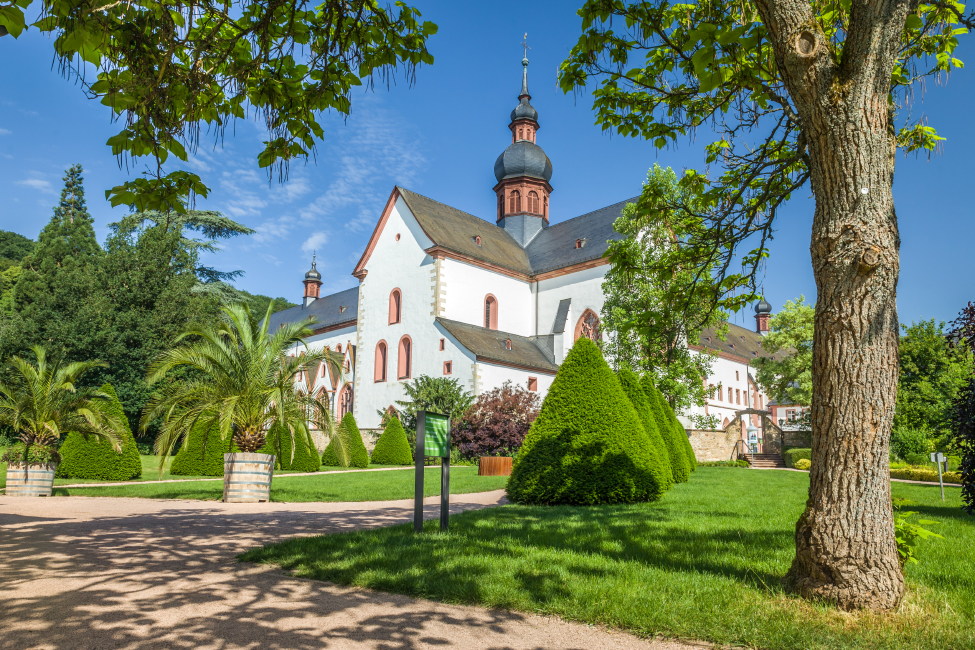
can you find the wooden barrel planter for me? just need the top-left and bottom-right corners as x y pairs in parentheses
(223, 452), (275, 503)
(5, 463), (57, 497)
(478, 456), (513, 476)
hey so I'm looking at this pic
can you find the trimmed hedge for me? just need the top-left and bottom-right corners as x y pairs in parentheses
(321, 436), (344, 467)
(341, 413), (369, 468)
(170, 424), (237, 476)
(794, 458), (811, 471)
(506, 337), (668, 505)
(641, 375), (691, 483)
(784, 447), (811, 469)
(56, 384), (142, 481)
(616, 366), (673, 491)
(890, 467), (962, 484)
(261, 424), (321, 472)
(370, 417), (413, 465)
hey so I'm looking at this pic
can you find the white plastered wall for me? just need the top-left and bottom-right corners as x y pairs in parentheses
(474, 361), (555, 398)
(289, 325), (357, 417)
(440, 258), (533, 335)
(352, 197), (482, 429)
(535, 264), (609, 362)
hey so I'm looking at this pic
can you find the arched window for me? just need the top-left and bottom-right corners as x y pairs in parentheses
(484, 294), (498, 330)
(722, 417), (730, 429)
(389, 289), (402, 324)
(574, 309), (601, 342)
(528, 191), (539, 214)
(498, 194), (505, 219)
(397, 335), (412, 380)
(374, 341), (387, 382)
(339, 384), (354, 417)
(509, 190), (521, 214)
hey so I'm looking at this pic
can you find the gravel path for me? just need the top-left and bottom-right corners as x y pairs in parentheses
(0, 492), (699, 650)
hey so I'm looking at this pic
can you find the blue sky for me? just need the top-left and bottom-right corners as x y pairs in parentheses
(1, 1), (972, 329)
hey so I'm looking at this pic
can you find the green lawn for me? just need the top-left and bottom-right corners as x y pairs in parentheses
(241, 467), (975, 650)
(50, 466), (506, 501)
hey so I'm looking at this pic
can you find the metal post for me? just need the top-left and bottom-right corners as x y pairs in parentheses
(414, 410), (426, 532)
(937, 456), (945, 502)
(440, 456), (450, 532)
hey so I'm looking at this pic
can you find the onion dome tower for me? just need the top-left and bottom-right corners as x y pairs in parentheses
(755, 299), (772, 335)
(494, 52), (553, 246)
(302, 254), (322, 306)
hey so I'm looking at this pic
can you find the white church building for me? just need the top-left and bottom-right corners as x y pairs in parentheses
(267, 56), (783, 435)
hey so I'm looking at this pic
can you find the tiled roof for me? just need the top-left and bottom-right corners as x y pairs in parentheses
(398, 188), (533, 276)
(398, 187), (631, 277)
(436, 317), (559, 373)
(695, 321), (777, 363)
(266, 287), (358, 334)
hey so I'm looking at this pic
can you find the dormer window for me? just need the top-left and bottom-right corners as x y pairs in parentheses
(474, 235), (482, 246)
(339, 306), (347, 313)
(575, 238), (586, 249)
(504, 338), (512, 351)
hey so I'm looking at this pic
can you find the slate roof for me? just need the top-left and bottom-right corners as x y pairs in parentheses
(266, 287), (359, 334)
(694, 321), (779, 363)
(552, 298), (571, 334)
(525, 198), (633, 274)
(436, 317), (559, 373)
(398, 187), (632, 277)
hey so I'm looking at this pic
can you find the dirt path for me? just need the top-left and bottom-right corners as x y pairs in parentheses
(0, 492), (699, 650)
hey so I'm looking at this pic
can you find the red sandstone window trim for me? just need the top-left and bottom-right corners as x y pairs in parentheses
(443, 361), (452, 375)
(397, 335), (412, 380)
(374, 340), (388, 383)
(484, 294), (498, 330)
(389, 289), (402, 324)
(528, 377), (538, 392)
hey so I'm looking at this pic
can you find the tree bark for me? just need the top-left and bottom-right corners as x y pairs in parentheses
(753, 0), (909, 610)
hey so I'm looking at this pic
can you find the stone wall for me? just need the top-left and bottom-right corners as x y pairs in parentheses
(687, 428), (743, 462)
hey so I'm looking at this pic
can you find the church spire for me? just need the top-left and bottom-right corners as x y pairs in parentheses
(493, 41), (553, 244)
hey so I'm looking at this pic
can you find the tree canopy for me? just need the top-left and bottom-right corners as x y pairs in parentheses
(752, 296), (814, 406)
(895, 319), (973, 439)
(2, 1), (437, 213)
(603, 164), (724, 425)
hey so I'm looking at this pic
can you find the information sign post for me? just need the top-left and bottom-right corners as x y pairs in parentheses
(414, 410), (451, 532)
(930, 451), (946, 501)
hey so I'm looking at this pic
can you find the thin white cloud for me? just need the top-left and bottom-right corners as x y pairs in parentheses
(301, 231), (328, 254)
(0, 128), (11, 135)
(16, 178), (55, 193)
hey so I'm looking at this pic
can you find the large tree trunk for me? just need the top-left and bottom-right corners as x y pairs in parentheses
(754, 0), (909, 610)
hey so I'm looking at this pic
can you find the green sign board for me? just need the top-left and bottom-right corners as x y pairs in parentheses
(423, 412), (451, 458)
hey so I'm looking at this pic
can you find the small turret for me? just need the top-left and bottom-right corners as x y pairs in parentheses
(755, 299), (772, 335)
(303, 255), (322, 306)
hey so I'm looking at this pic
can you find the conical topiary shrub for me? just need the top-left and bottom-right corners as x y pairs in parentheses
(321, 436), (344, 467)
(370, 416), (413, 465)
(170, 423), (236, 476)
(340, 412), (369, 468)
(260, 423), (321, 472)
(641, 375), (691, 483)
(617, 366), (673, 491)
(507, 337), (668, 505)
(56, 384), (142, 481)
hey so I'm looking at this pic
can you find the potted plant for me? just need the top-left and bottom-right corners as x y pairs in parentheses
(0, 346), (123, 496)
(143, 303), (343, 503)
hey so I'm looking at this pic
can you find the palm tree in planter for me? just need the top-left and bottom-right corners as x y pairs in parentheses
(0, 346), (124, 496)
(143, 303), (343, 502)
